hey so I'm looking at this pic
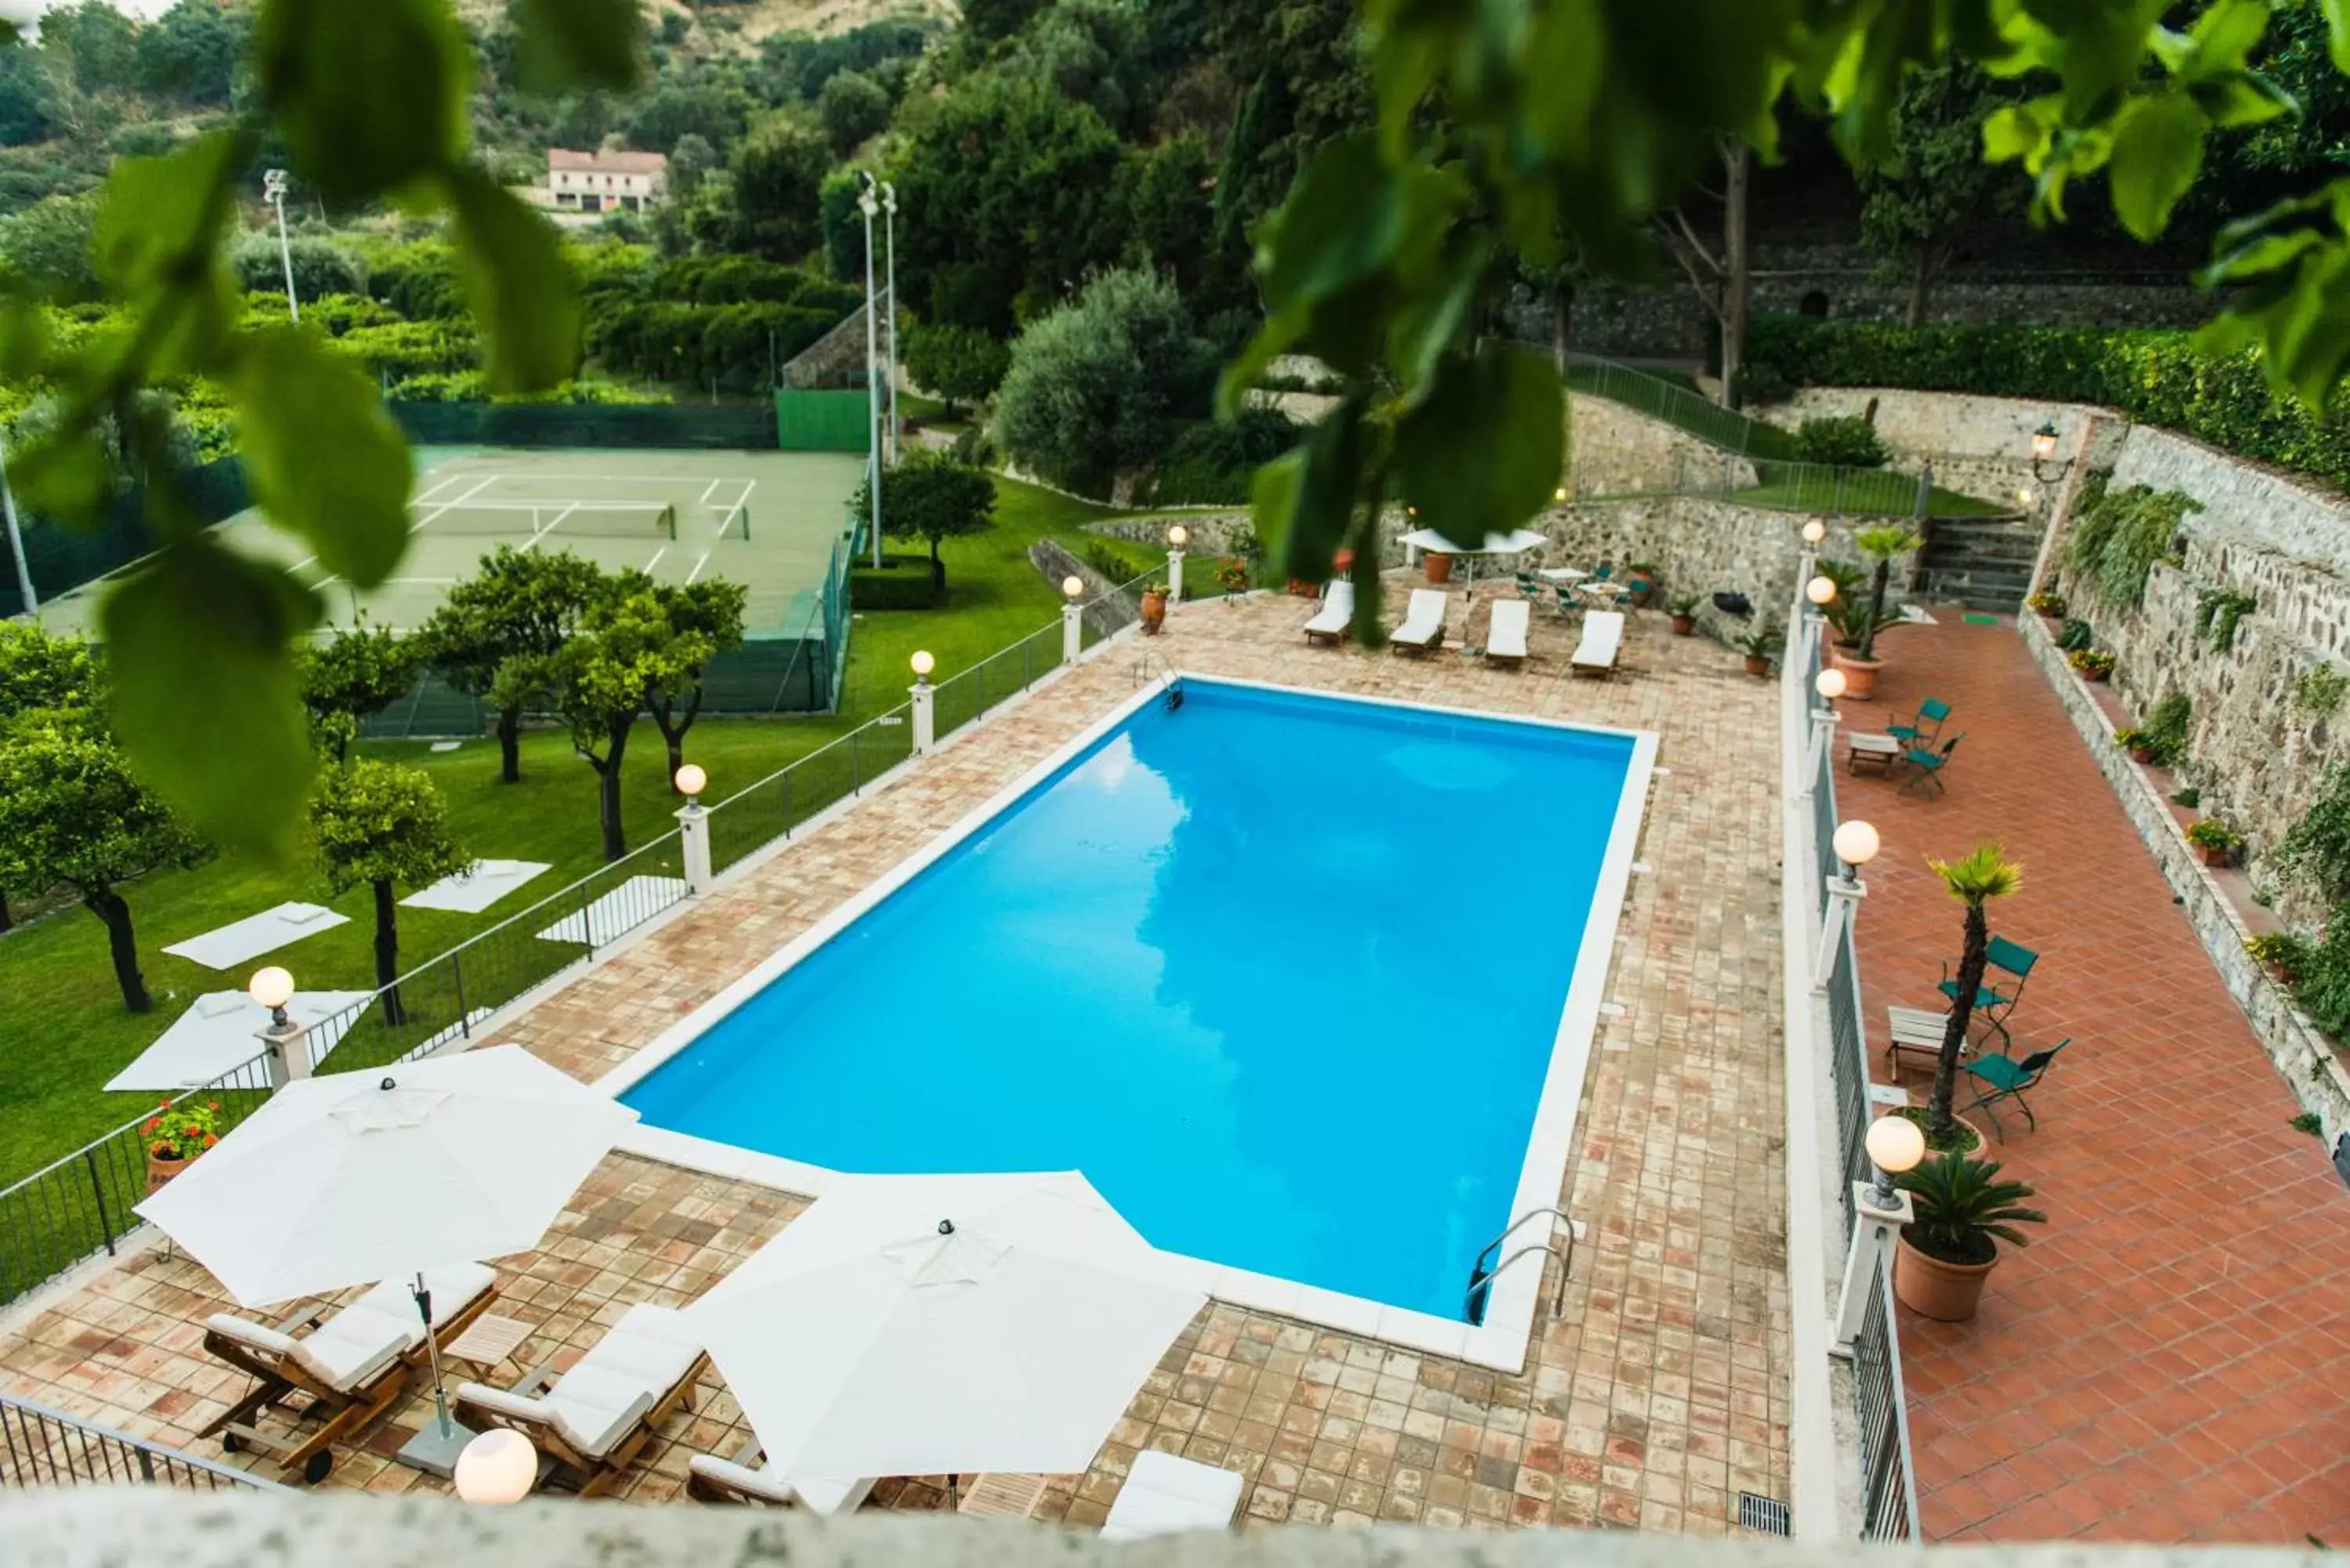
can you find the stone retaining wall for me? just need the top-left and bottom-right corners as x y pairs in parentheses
(1027, 540), (1140, 637)
(2018, 611), (2350, 1143)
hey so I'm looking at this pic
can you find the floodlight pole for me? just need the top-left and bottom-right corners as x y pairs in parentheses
(858, 174), (882, 569)
(0, 429), (34, 616)
(881, 181), (900, 468)
(264, 168), (299, 324)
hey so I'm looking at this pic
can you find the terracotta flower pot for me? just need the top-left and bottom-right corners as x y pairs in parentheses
(1423, 552), (1454, 585)
(2197, 844), (2232, 868)
(2266, 960), (2298, 986)
(1670, 615), (1696, 637)
(1835, 652), (1885, 700)
(146, 1148), (190, 1196)
(2128, 744), (2157, 764)
(1286, 578), (1318, 598)
(1893, 1234), (1998, 1322)
(2087, 667), (2110, 683)
(1139, 590), (1167, 634)
(1742, 654), (1772, 677)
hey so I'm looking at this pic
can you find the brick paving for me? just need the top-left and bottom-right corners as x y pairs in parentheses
(0, 583), (1788, 1534)
(1846, 613), (2350, 1544)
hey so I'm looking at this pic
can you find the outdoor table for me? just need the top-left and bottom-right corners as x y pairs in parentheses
(1847, 734), (1902, 775)
(1538, 567), (1590, 583)
(443, 1312), (535, 1376)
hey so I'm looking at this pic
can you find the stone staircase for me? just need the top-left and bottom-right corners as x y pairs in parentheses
(1913, 516), (2043, 611)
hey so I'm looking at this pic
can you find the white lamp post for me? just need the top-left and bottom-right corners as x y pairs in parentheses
(909, 649), (936, 753)
(1799, 517), (1826, 586)
(880, 180), (899, 468)
(248, 966), (308, 1089)
(1835, 1115), (1924, 1348)
(1061, 573), (1085, 663)
(1, 426), (34, 616)
(262, 168), (299, 323)
(674, 764), (712, 895)
(1803, 572), (1838, 670)
(1804, 667), (1846, 787)
(453, 1428), (537, 1505)
(857, 174), (882, 569)
(1816, 818), (1880, 987)
(1166, 523), (1188, 608)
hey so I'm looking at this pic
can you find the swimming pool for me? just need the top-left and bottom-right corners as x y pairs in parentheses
(608, 674), (1655, 1364)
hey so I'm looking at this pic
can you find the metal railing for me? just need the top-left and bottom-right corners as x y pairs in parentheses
(1853, 1263), (1922, 1540)
(0, 1393), (286, 1493)
(1565, 356), (1773, 455)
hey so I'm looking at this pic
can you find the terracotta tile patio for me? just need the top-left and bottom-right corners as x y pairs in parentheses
(0, 584), (1790, 1534)
(1846, 614), (2350, 1544)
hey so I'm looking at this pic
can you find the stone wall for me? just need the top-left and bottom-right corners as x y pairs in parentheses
(1758, 388), (2101, 461)
(1026, 540), (1140, 637)
(1569, 393), (1758, 499)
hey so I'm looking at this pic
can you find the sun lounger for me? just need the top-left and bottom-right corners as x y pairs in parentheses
(1390, 588), (1447, 655)
(197, 1263), (497, 1484)
(1101, 1451), (1246, 1540)
(686, 1437), (876, 1512)
(1569, 609), (1625, 678)
(1301, 580), (1354, 645)
(455, 1302), (709, 1496)
(1484, 598), (1530, 667)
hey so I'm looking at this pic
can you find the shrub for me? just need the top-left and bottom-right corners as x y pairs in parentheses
(2294, 914), (2350, 1038)
(2139, 692), (2191, 764)
(849, 555), (943, 610)
(2194, 590), (2257, 652)
(233, 233), (367, 301)
(2066, 476), (2197, 609)
(2246, 930), (2311, 982)
(903, 324), (1012, 413)
(1791, 414), (1889, 468)
(2186, 818), (2242, 854)
(1140, 410), (1300, 507)
(2278, 764), (2350, 905)
(2056, 617), (2095, 652)
(2304, 664), (2350, 717)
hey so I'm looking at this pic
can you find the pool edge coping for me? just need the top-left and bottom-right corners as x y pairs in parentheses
(597, 669), (1660, 1375)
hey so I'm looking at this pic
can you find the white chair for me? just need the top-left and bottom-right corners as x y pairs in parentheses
(455, 1302), (709, 1496)
(197, 1263), (498, 1484)
(1101, 1451), (1246, 1540)
(1570, 609), (1625, 678)
(1390, 588), (1447, 654)
(1302, 580), (1355, 645)
(1484, 598), (1531, 667)
(686, 1439), (877, 1513)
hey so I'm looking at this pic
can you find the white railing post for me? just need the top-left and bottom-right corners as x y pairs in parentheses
(1835, 1180), (1914, 1349)
(676, 805), (712, 897)
(1166, 547), (1185, 607)
(910, 677), (935, 755)
(1802, 703), (1838, 791)
(257, 1019), (311, 1089)
(1815, 873), (1866, 989)
(1062, 600), (1083, 663)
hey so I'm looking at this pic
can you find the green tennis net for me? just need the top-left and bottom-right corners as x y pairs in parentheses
(417, 501), (678, 540)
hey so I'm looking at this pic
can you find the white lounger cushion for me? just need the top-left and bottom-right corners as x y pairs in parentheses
(463, 1302), (701, 1459)
(1102, 1451), (1245, 1540)
(688, 1455), (877, 1515)
(1572, 609), (1625, 670)
(206, 1263), (495, 1394)
(1302, 580), (1354, 638)
(1486, 599), (1530, 659)
(1392, 589), (1446, 648)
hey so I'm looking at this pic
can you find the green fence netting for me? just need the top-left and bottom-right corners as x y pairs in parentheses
(772, 389), (870, 453)
(387, 403), (780, 450)
(2, 459), (249, 618)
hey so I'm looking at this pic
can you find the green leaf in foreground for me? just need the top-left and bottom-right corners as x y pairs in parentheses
(1390, 346), (1566, 547)
(2108, 92), (2206, 240)
(101, 540), (319, 856)
(255, 0), (472, 201)
(510, 0), (642, 95)
(442, 168), (583, 393)
(233, 327), (412, 588)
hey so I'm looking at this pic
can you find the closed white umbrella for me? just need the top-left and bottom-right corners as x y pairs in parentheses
(1399, 527), (1549, 594)
(693, 1171), (1205, 1485)
(135, 1045), (638, 1473)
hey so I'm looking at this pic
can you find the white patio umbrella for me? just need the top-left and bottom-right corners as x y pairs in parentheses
(1398, 526), (1550, 593)
(135, 1045), (638, 1472)
(692, 1171), (1205, 1488)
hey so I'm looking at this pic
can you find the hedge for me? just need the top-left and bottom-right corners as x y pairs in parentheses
(849, 554), (943, 610)
(1745, 315), (2350, 496)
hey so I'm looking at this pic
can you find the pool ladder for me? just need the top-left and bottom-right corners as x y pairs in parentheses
(1464, 1205), (1580, 1327)
(1130, 652), (1183, 710)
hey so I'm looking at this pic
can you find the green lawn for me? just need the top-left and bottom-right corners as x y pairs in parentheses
(0, 473), (1206, 1188)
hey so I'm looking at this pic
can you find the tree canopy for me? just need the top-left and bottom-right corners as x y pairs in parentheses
(309, 757), (467, 1015)
(992, 266), (1214, 495)
(866, 453), (997, 578)
(547, 590), (716, 860)
(418, 547), (603, 782)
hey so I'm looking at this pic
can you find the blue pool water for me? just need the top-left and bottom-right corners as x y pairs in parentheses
(624, 680), (1637, 1320)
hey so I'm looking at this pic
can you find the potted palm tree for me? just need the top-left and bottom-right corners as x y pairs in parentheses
(1737, 627), (1782, 677)
(1893, 1154), (2046, 1321)
(1832, 525), (1923, 699)
(1922, 844), (2023, 1149)
(1668, 594), (1701, 636)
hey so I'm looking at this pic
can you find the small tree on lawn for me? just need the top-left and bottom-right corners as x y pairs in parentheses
(547, 592), (714, 861)
(855, 452), (997, 590)
(1851, 525), (1924, 663)
(1925, 844), (2024, 1140)
(640, 578), (747, 793)
(418, 548), (605, 785)
(902, 324), (1011, 417)
(298, 620), (423, 761)
(0, 710), (212, 1012)
(0, 620), (99, 932)
(308, 759), (467, 1026)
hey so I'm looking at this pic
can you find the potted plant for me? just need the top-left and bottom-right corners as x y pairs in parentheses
(2026, 589), (2067, 620)
(1667, 593), (1701, 636)
(2069, 649), (2115, 681)
(2113, 726), (2157, 764)
(1624, 562), (1661, 607)
(1833, 525), (1923, 699)
(1139, 582), (1169, 634)
(1892, 1154), (2046, 1321)
(145, 1097), (224, 1193)
(1215, 559), (1249, 602)
(1423, 551), (1454, 584)
(1922, 844), (2023, 1150)
(2245, 930), (2308, 985)
(2186, 818), (2242, 867)
(1737, 627), (1782, 677)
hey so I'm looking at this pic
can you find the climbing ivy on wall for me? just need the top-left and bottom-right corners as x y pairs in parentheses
(2278, 764), (2350, 908)
(2065, 473), (2203, 611)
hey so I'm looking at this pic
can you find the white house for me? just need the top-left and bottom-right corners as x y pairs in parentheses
(547, 149), (668, 215)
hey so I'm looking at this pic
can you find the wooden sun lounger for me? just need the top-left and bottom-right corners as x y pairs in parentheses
(197, 1263), (497, 1484)
(686, 1436), (876, 1513)
(455, 1303), (709, 1497)
(1302, 580), (1354, 645)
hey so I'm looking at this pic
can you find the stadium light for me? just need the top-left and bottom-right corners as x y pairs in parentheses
(262, 168), (298, 324)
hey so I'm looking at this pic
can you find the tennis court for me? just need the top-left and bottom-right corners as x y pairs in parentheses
(34, 446), (866, 638)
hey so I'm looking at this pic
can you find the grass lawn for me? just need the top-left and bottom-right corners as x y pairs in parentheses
(0, 473), (1204, 1187)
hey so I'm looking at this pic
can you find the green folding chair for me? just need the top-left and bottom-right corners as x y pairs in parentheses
(1961, 1039), (2070, 1140)
(1887, 698), (1950, 750)
(1898, 732), (1965, 799)
(1938, 934), (2038, 1048)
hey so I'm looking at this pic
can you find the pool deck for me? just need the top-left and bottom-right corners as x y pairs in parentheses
(0, 583), (1790, 1533)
